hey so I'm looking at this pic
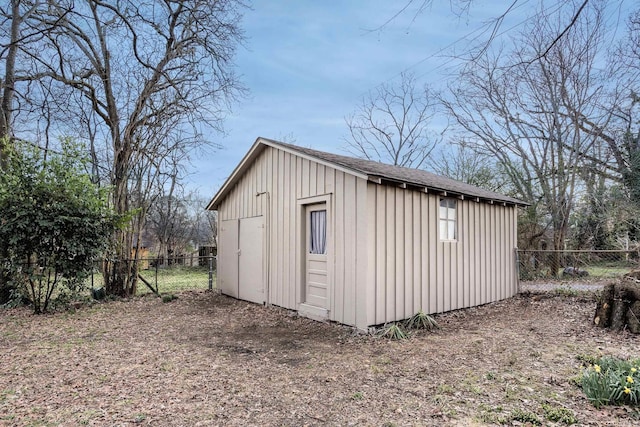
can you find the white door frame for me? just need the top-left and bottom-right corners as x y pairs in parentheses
(297, 194), (332, 320)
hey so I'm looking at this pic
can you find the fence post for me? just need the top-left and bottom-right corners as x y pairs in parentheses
(515, 248), (521, 294)
(208, 255), (213, 290)
(155, 258), (159, 294)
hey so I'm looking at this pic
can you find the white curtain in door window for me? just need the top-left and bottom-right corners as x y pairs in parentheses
(310, 210), (327, 254)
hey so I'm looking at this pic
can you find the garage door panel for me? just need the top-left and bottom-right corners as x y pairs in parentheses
(238, 216), (265, 304)
(219, 219), (239, 298)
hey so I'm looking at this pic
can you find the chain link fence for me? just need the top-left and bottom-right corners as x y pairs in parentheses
(90, 255), (217, 296)
(517, 249), (640, 293)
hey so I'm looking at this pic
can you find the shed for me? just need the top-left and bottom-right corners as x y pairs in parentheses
(207, 137), (527, 330)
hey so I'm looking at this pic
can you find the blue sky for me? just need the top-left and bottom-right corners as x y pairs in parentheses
(188, 0), (633, 197)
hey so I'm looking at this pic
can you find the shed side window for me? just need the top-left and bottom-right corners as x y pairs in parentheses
(439, 198), (457, 241)
(310, 209), (327, 254)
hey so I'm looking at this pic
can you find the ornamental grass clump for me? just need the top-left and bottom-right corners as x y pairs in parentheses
(406, 310), (439, 331)
(580, 356), (640, 408)
(379, 322), (409, 340)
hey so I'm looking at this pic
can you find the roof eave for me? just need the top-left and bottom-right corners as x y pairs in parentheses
(206, 137), (267, 211)
(366, 174), (528, 207)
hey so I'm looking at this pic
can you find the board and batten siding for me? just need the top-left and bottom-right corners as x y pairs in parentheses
(365, 183), (518, 326)
(216, 146), (369, 328)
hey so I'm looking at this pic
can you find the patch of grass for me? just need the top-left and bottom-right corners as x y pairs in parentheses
(587, 264), (632, 279)
(351, 391), (364, 400)
(542, 403), (578, 425)
(86, 266), (214, 297)
(553, 286), (580, 297)
(139, 266), (212, 295)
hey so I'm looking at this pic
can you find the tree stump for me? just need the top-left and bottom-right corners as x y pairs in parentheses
(593, 271), (640, 333)
(628, 301), (640, 334)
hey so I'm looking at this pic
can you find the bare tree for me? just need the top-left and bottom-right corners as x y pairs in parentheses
(19, 0), (246, 296)
(0, 0), (68, 167)
(345, 72), (441, 169)
(374, 0), (591, 64)
(430, 140), (506, 192)
(191, 196), (218, 249)
(443, 2), (606, 275)
(563, 9), (640, 204)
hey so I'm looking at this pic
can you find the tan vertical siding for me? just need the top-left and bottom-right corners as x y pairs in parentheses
(366, 183), (519, 325)
(333, 171), (345, 322)
(427, 195), (437, 314)
(374, 185), (386, 325)
(343, 174), (357, 326)
(404, 192), (414, 317)
(411, 192), (422, 315)
(395, 189), (405, 320)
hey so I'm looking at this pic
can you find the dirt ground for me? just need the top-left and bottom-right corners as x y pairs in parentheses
(1, 291), (639, 426)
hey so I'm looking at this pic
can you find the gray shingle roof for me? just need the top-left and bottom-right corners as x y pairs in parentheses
(264, 138), (527, 206)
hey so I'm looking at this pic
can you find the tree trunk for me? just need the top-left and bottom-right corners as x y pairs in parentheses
(102, 143), (138, 297)
(593, 283), (615, 327)
(610, 293), (628, 331)
(594, 276), (640, 333)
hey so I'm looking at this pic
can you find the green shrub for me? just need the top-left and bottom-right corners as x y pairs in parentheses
(580, 356), (640, 408)
(161, 293), (178, 303)
(0, 140), (119, 313)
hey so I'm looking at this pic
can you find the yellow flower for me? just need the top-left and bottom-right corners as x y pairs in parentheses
(624, 387), (631, 394)
(632, 368), (637, 373)
(627, 376), (634, 384)
(594, 365), (601, 373)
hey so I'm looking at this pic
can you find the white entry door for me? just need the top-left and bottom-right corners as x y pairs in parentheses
(304, 204), (328, 309)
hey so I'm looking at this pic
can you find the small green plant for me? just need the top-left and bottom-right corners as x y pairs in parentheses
(437, 383), (455, 395)
(553, 286), (579, 297)
(351, 391), (364, 400)
(542, 403), (577, 425)
(379, 322), (408, 340)
(162, 293), (178, 303)
(576, 353), (599, 366)
(406, 310), (439, 331)
(485, 371), (497, 380)
(580, 356), (640, 408)
(511, 408), (541, 425)
(476, 405), (507, 425)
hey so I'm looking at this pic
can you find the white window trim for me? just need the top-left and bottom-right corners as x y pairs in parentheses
(439, 198), (457, 241)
